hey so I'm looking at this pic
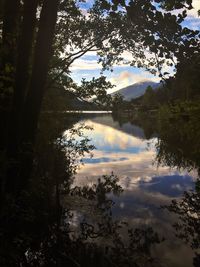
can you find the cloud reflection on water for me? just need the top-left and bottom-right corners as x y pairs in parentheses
(74, 119), (196, 193)
(69, 116), (196, 267)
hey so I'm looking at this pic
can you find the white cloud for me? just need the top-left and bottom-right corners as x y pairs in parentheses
(80, 8), (90, 18)
(184, 0), (200, 29)
(71, 58), (161, 92)
(189, 0), (200, 17)
(70, 58), (101, 71)
(70, 56), (130, 71)
(108, 71), (160, 92)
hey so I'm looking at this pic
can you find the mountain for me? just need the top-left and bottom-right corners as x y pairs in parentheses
(67, 92), (100, 110)
(111, 81), (160, 100)
(43, 87), (101, 111)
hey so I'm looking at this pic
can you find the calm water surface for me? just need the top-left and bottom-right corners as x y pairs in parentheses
(66, 113), (198, 267)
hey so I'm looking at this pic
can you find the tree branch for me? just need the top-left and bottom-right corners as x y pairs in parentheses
(47, 45), (100, 89)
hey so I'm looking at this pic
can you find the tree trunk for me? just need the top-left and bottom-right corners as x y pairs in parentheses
(7, 0), (40, 157)
(1, 0), (20, 69)
(0, 0), (20, 150)
(0, 0), (20, 198)
(23, 0), (60, 144)
(16, 0), (60, 190)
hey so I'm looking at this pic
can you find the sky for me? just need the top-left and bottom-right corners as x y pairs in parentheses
(70, 0), (200, 93)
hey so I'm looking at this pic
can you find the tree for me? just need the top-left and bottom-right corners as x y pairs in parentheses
(75, 76), (113, 108)
(111, 93), (125, 111)
(0, 0), (60, 193)
(142, 86), (156, 108)
(10, 0), (40, 153)
(95, 0), (199, 78)
(0, 0), (20, 150)
(1, 0), (199, 194)
(1, 0), (200, 265)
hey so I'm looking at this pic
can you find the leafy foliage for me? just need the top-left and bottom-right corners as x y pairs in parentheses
(156, 102), (200, 172)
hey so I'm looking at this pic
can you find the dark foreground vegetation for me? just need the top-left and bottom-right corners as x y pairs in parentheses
(0, 0), (200, 266)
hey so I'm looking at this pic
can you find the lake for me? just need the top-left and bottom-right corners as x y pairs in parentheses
(63, 112), (199, 267)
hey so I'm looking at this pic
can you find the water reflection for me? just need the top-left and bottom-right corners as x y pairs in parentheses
(71, 113), (197, 267)
(74, 116), (196, 189)
(155, 108), (200, 267)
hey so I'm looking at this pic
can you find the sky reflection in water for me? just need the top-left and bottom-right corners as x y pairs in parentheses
(71, 114), (196, 267)
(74, 116), (195, 192)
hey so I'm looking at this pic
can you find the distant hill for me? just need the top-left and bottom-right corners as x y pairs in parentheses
(43, 87), (100, 111)
(111, 81), (160, 100)
(67, 91), (100, 110)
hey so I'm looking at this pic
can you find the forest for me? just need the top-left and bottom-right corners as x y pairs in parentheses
(0, 0), (200, 266)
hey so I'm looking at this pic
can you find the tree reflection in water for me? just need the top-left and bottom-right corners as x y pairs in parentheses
(155, 106), (200, 267)
(156, 105), (200, 172)
(0, 114), (163, 267)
